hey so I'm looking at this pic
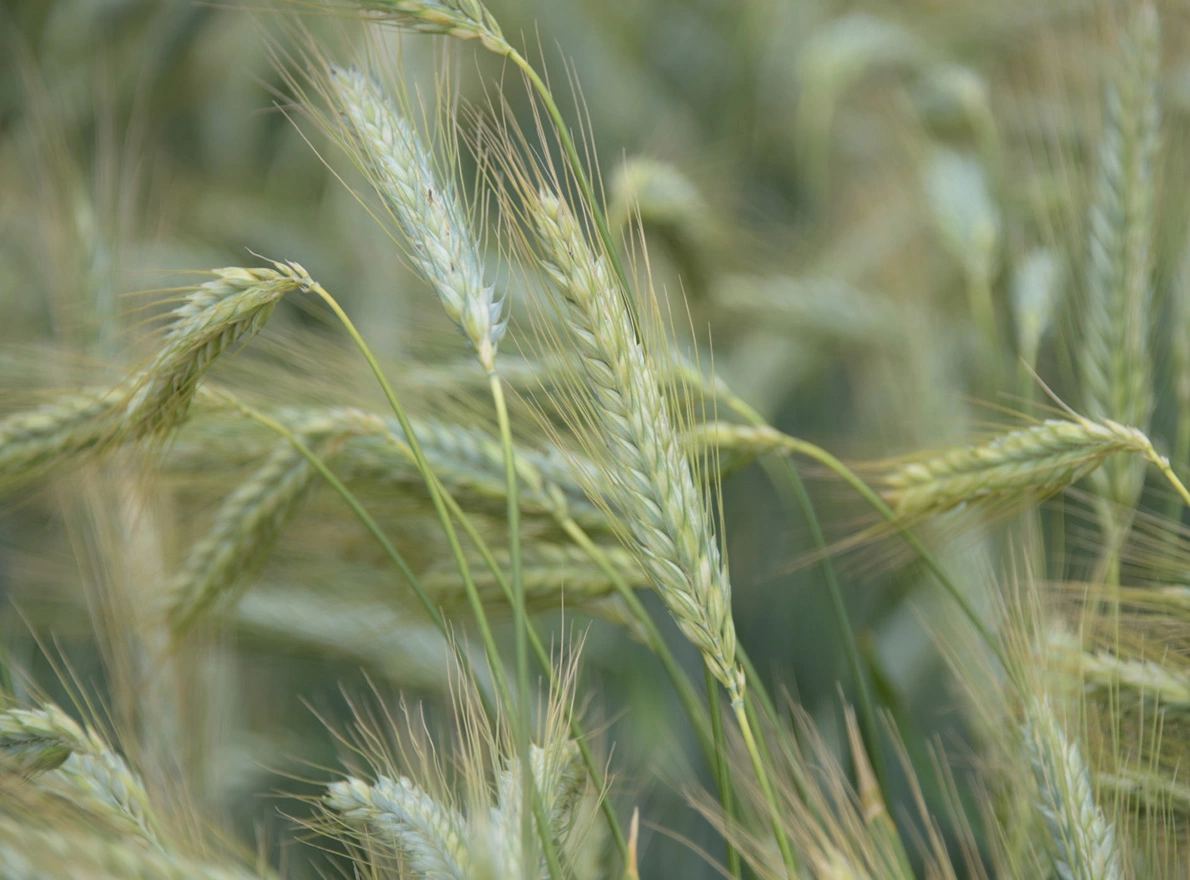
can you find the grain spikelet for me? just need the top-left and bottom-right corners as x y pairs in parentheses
(1078, 3), (1160, 521)
(126, 263), (310, 438)
(325, 65), (504, 371)
(1023, 696), (1123, 880)
(326, 775), (471, 879)
(878, 418), (1152, 519)
(0, 818), (261, 880)
(529, 189), (742, 699)
(347, 0), (509, 55)
(0, 705), (89, 774)
(0, 387), (128, 486)
(0, 706), (158, 844)
(164, 410), (374, 636)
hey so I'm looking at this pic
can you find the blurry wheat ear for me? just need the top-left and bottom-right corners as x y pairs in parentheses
(529, 190), (742, 699)
(125, 262), (311, 438)
(164, 411), (365, 637)
(350, 1), (512, 56)
(877, 418), (1153, 519)
(327, 66), (504, 373)
(0, 706), (159, 845)
(1078, 2), (1160, 532)
(1023, 696), (1123, 880)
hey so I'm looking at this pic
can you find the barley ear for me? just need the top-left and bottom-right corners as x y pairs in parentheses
(326, 775), (471, 880)
(1078, 2), (1160, 530)
(125, 262), (311, 438)
(326, 66), (504, 372)
(529, 189), (742, 698)
(1023, 696), (1123, 880)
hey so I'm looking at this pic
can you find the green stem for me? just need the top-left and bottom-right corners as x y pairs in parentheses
(307, 283), (563, 880)
(210, 392), (440, 630)
(438, 487), (629, 861)
(732, 690), (798, 877)
(489, 373), (532, 879)
(762, 430), (1003, 667)
(761, 455), (888, 801)
(706, 666), (742, 880)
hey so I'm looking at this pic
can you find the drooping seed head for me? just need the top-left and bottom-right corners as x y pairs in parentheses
(348, 1), (510, 56)
(878, 418), (1153, 519)
(327, 65), (504, 371)
(125, 262), (311, 438)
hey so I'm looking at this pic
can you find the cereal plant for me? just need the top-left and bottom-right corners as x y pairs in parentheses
(0, 1), (1187, 878)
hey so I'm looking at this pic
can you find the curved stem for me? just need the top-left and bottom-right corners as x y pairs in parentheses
(761, 455), (888, 800)
(731, 692), (799, 877)
(706, 666), (743, 880)
(307, 283), (563, 880)
(489, 373), (532, 877)
(435, 487), (630, 861)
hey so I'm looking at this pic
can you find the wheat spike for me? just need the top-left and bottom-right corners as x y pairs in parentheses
(125, 263), (310, 438)
(0, 706), (159, 844)
(0, 818), (261, 880)
(328, 66), (504, 371)
(326, 775), (471, 880)
(1023, 696), (1123, 880)
(879, 418), (1152, 519)
(530, 190), (741, 698)
(0, 705), (90, 774)
(423, 541), (644, 610)
(489, 741), (586, 878)
(348, 1), (510, 55)
(164, 410), (369, 636)
(1079, 2), (1160, 522)
(43, 750), (160, 844)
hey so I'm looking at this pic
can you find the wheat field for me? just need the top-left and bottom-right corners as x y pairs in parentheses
(0, 1), (1188, 878)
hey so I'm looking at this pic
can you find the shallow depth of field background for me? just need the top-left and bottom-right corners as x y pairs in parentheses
(1, 1), (1185, 877)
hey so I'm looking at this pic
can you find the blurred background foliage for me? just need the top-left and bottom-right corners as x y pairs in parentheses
(1, 0), (1187, 876)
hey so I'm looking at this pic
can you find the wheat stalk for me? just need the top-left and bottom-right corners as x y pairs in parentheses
(326, 775), (472, 880)
(878, 418), (1152, 519)
(1079, 2), (1160, 523)
(530, 190), (741, 699)
(125, 263), (310, 438)
(327, 66), (504, 372)
(1023, 696), (1123, 880)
